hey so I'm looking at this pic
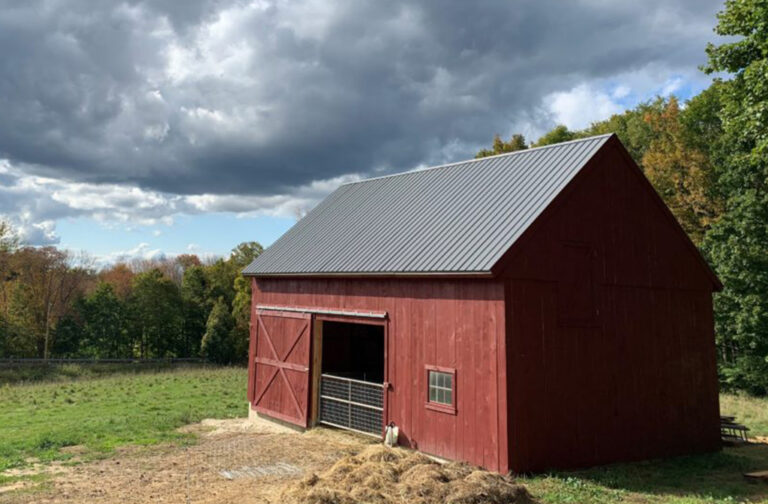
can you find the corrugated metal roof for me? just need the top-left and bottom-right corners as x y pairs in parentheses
(244, 134), (613, 275)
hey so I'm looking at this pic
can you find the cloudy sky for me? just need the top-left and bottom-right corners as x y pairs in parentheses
(0, 0), (725, 263)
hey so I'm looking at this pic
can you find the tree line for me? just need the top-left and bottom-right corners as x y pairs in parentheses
(476, 0), (768, 394)
(2, 0), (766, 392)
(0, 226), (261, 365)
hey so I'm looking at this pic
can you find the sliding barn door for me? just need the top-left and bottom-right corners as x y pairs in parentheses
(250, 310), (312, 427)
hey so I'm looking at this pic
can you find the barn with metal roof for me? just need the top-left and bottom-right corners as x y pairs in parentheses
(243, 133), (721, 473)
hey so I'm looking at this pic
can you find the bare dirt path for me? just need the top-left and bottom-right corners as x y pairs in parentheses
(3, 417), (373, 504)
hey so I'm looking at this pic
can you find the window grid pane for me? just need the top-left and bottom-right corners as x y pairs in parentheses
(428, 370), (453, 406)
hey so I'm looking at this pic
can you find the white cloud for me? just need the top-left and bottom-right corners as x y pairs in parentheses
(98, 242), (166, 265)
(612, 85), (631, 99)
(538, 65), (709, 135)
(184, 173), (360, 217)
(0, 0), (724, 252)
(544, 84), (624, 131)
(15, 219), (59, 246)
(662, 77), (684, 96)
(0, 158), (357, 246)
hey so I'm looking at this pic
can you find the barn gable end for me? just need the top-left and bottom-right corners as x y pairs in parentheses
(494, 135), (720, 291)
(500, 138), (721, 471)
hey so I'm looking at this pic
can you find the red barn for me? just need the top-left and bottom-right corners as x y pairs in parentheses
(243, 134), (722, 473)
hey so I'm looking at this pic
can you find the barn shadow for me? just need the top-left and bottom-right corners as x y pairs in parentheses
(545, 442), (768, 501)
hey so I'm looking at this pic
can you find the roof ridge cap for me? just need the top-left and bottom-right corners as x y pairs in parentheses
(342, 133), (614, 186)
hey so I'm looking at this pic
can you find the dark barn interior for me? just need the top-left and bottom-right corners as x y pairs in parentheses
(321, 321), (384, 383)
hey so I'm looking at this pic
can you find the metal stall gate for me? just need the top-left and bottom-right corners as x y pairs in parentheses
(318, 374), (384, 436)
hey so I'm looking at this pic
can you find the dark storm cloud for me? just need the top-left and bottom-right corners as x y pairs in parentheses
(0, 0), (723, 197)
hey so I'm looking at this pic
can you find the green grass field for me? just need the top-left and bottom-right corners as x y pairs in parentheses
(1, 366), (767, 503)
(0, 365), (246, 475)
(523, 392), (768, 504)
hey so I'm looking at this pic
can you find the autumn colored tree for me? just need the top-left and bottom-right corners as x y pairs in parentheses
(641, 97), (723, 243)
(176, 254), (202, 270)
(98, 263), (135, 300)
(475, 134), (527, 158)
(1, 247), (91, 358)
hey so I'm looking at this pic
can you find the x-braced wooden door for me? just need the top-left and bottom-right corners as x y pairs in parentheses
(249, 310), (312, 427)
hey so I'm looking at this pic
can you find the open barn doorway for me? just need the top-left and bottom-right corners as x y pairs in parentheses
(315, 320), (385, 436)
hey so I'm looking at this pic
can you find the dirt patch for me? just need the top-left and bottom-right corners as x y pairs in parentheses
(179, 415), (299, 437)
(0, 481), (30, 495)
(1, 419), (372, 504)
(281, 445), (535, 504)
(2, 460), (73, 479)
(59, 445), (88, 456)
(1, 419), (533, 504)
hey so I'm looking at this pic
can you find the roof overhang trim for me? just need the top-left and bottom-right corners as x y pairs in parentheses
(256, 304), (387, 319)
(243, 271), (494, 279)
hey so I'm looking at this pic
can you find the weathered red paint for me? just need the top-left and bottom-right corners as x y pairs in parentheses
(498, 139), (720, 471)
(246, 136), (720, 473)
(250, 278), (509, 471)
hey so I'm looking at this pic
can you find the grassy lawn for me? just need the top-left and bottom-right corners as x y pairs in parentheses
(721, 393), (768, 438)
(1, 366), (767, 503)
(523, 393), (768, 504)
(0, 365), (247, 475)
(524, 445), (768, 504)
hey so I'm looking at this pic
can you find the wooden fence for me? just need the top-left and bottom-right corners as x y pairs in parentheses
(0, 358), (205, 366)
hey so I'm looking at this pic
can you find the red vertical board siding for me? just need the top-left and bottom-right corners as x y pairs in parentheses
(250, 277), (507, 472)
(247, 139), (717, 473)
(247, 290), (258, 403)
(502, 143), (720, 472)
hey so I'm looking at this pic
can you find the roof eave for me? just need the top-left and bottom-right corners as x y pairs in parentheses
(242, 270), (496, 279)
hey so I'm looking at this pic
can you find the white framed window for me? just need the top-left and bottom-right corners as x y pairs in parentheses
(425, 365), (456, 414)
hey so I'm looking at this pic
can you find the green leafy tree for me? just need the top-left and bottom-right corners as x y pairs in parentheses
(0, 219), (18, 254)
(0, 315), (8, 358)
(230, 242), (263, 362)
(79, 283), (128, 358)
(201, 297), (235, 364)
(679, 82), (726, 163)
(4, 283), (38, 357)
(181, 265), (209, 357)
(52, 314), (84, 358)
(205, 259), (238, 307)
(700, 0), (768, 393)
(584, 98), (666, 163)
(230, 242), (264, 269)
(128, 269), (184, 358)
(476, 134), (527, 158)
(231, 275), (252, 363)
(531, 125), (578, 147)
